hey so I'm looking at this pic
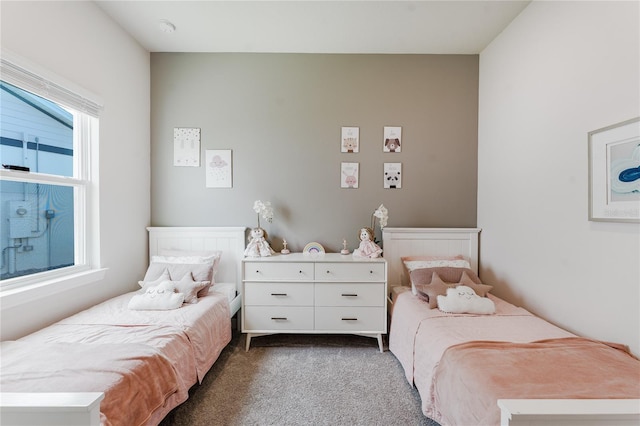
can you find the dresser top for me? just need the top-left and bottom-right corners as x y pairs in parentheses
(242, 253), (386, 264)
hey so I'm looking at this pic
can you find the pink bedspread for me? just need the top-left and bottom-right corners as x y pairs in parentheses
(50, 290), (232, 382)
(2, 291), (232, 426)
(433, 337), (640, 426)
(0, 341), (178, 426)
(389, 289), (576, 424)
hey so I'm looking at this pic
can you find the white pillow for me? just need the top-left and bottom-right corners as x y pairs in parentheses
(152, 255), (213, 264)
(403, 258), (471, 272)
(138, 268), (171, 290)
(129, 281), (185, 310)
(152, 251), (222, 295)
(436, 285), (495, 315)
(155, 250), (222, 274)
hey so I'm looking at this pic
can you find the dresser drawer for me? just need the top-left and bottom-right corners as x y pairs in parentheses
(315, 262), (385, 282)
(314, 283), (385, 307)
(244, 306), (314, 331)
(314, 307), (385, 332)
(244, 262), (313, 281)
(244, 282), (313, 306)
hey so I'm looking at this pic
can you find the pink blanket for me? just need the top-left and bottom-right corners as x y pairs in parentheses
(434, 338), (640, 426)
(51, 291), (232, 382)
(0, 341), (178, 426)
(389, 289), (577, 423)
(4, 291), (232, 425)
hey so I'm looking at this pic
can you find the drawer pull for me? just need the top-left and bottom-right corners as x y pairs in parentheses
(370, 270), (374, 274)
(271, 293), (288, 296)
(341, 293), (358, 297)
(341, 317), (358, 321)
(271, 317), (288, 321)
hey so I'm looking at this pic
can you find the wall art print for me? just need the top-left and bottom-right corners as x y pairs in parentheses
(384, 162), (402, 189)
(383, 126), (402, 153)
(588, 117), (640, 222)
(341, 127), (360, 153)
(174, 127), (201, 167)
(341, 162), (359, 189)
(206, 149), (233, 188)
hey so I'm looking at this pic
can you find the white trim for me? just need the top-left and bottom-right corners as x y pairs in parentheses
(0, 268), (107, 310)
(0, 169), (82, 187)
(382, 227), (481, 290)
(147, 226), (247, 317)
(0, 57), (101, 292)
(1, 49), (103, 117)
(0, 392), (104, 426)
(498, 399), (640, 426)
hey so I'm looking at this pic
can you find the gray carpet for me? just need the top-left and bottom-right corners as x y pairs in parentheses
(160, 332), (439, 426)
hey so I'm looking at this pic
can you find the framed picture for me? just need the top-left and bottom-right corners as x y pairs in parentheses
(206, 149), (232, 188)
(341, 162), (359, 188)
(173, 127), (201, 167)
(588, 117), (640, 222)
(384, 162), (402, 189)
(383, 126), (402, 152)
(341, 127), (359, 153)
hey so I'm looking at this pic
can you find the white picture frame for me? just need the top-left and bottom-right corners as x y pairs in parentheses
(341, 127), (360, 153)
(174, 127), (201, 167)
(384, 162), (402, 189)
(341, 162), (359, 189)
(206, 149), (233, 188)
(383, 126), (402, 153)
(588, 117), (640, 222)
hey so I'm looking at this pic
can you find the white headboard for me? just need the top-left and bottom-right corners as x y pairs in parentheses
(147, 227), (247, 286)
(382, 227), (481, 292)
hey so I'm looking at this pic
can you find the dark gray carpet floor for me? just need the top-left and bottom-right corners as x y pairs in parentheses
(160, 332), (440, 426)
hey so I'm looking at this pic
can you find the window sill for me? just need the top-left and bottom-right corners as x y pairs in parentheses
(0, 268), (108, 310)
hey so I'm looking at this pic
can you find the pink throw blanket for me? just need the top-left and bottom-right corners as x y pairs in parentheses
(3, 291), (233, 425)
(433, 337), (640, 426)
(0, 342), (179, 426)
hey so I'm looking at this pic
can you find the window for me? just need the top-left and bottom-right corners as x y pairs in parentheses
(0, 56), (101, 291)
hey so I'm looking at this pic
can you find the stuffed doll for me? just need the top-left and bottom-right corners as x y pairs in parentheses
(352, 227), (382, 258)
(244, 227), (275, 257)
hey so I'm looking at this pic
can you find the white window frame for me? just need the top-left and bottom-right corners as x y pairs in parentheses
(0, 51), (106, 304)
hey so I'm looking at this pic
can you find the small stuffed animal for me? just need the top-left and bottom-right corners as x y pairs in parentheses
(437, 285), (495, 314)
(352, 227), (382, 258)
(244, 227), (275, 257)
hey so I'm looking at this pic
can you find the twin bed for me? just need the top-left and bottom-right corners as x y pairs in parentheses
(0, 227), (246, 426)
(383, 227), (640, 426)
(1, 226), (639, 425)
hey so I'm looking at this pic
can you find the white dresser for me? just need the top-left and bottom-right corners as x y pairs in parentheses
(242, 253), (387, 351)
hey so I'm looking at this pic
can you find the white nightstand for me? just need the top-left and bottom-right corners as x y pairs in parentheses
(242, 253), (387, 351)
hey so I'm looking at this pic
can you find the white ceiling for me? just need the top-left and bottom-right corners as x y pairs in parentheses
(95, 1), (531, 54)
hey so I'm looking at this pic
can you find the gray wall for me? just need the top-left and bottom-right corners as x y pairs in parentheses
(151, 53), (478, 253)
